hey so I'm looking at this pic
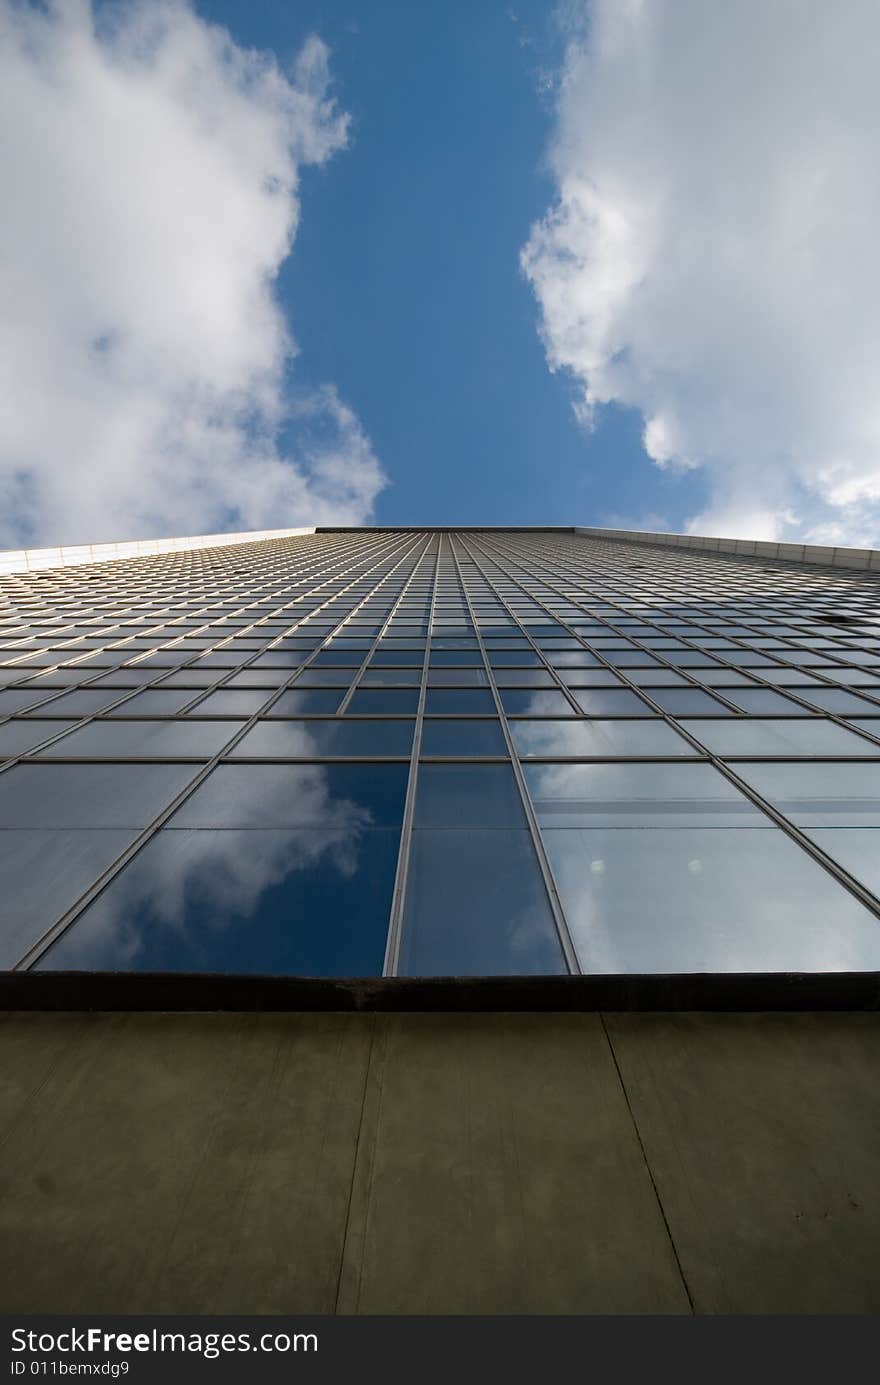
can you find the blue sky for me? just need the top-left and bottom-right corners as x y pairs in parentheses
(1, 0), (878, 547)
(216, 0), (697, 529)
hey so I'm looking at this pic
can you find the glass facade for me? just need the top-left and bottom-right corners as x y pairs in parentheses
(0, 525), (878, 977)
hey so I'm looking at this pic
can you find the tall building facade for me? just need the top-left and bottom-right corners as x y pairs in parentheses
(2, 525), (880, 1317)
(1, 525), (880, 986)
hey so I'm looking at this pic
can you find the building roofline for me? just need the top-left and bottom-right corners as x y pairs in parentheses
(1, 521), (878, 575)
(0, 526), (316, 575)
(574, 525), (880, 573)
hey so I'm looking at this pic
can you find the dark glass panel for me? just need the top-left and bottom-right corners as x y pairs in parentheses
(37, 827), (400, 976)
(491, 669), (556, 688)
(500, 689), (574, 715)
(0, 720), (77, 758)
(425, 668), (489, 686)
(0, 829), (136, 967)
(295, 669), (355, 686)
(107, 689), (198, 716)
(345, 689), (420, 715)
(173, 763), (409, 828)
(573, 689), (654, 715)
(420, 719), (508, 757)
(719, 688), (803, 714)
(268, 690), (344, 715)
(190, 690), (270, 716)
(35, 720), (243, 759)
(0, 762), (200, 828)
(414, 763), (526, 827)
(423, 689), (496, 715)
(230, 719), (414, 758)
(487, 651), (542, 667)
(359, 669), (421, 687)
(429, 651), (484, 666)
(30, 689), (124, 716)
(399, 829), (563, 976)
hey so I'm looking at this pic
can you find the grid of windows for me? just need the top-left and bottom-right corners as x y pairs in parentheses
(1, 526), (880, 977)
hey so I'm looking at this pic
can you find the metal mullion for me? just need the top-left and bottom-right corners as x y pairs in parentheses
(335, 534), (431, 713)
(14, 529), (428, 969)
(382, 532), (440, 976)
(449, 534), (580, 976)
(472, 531), (880, 927)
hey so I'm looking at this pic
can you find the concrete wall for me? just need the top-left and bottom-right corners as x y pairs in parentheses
(1, 1011), (878, 1315)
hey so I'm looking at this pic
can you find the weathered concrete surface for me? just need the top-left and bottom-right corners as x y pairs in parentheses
(336, 1014), (688, 1314)
(607, 1013), (880, 1314)
(0, 1010), (878, 1314)
(0, 1012), (372, 1314)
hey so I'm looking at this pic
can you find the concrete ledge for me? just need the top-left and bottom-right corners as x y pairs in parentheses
(2, 969), (879, 1012)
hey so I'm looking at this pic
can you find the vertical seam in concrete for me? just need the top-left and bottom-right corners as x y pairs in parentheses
(334, 1013), (383, 1315)
(599, 1014), (695, 1315)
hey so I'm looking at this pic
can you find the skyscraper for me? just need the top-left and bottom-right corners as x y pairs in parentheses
(2, 525), (880, 1315)
(2, 525), (880, 987)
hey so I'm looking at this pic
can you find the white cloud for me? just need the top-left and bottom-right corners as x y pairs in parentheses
(0, 0), (384, 546)
(522, 0), (880, 544)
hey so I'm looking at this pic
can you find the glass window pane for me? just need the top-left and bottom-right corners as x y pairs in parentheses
(0, 762), (200, 827)
(732, 761), (880, 825)
(642, 688), (728, 715)
(429, 651), (483, 667)
(573, 689), (654, 715)
(500, 689), (574, 716)
(31, 689), (124, 716)
(510, 719), (696, 758)
(492, 670), (557, 688)
(805, 829), (880, 900)
(35, 720), (243, 759)
(173, 763), (409, 827)
(487, 651), (542, 667)
(268, 690), (344, 715)
(359, 669), (421, 687)
(720, 689), (804, 714)
(800, 688), (880, 715)
(543, 827), (880, 973)
(524, 761), (763, 827)
(37, 827), (401, 976)
(423, 689), (496, 715)
(223, 670), (291, 687)
(679, 718), (879, 756)
(229, 719), (414, 758)
(420, 719), (508, 757)
(399, 829), (563, 976)
(426, 668), (488, 686)
(107, 689), (198, 716)
(191, 690), (270, 716)
(0, 829), (136, 967)
(414, 763), (526, 827)
(0, 720), (78, 758)
(0, 689), (57, 712)
(366, 651), (421, 668)
(345, 689), (420, 715)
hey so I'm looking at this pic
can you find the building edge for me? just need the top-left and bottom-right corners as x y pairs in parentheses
(575, 524), (880, 573)
(0, 526), (316, 576)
